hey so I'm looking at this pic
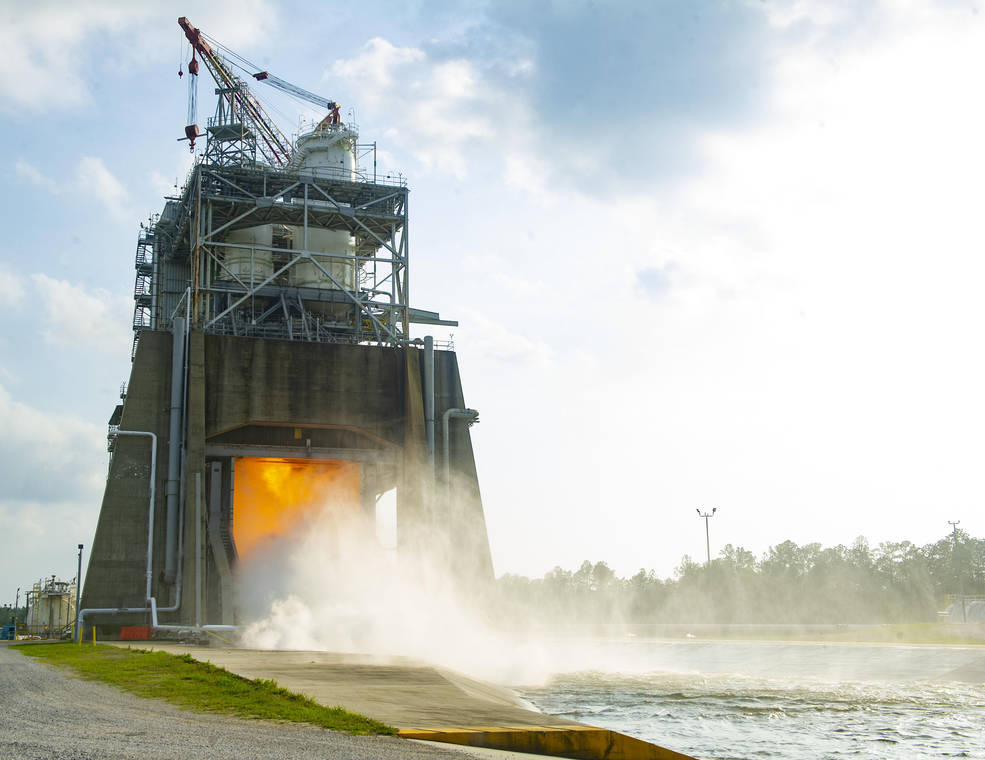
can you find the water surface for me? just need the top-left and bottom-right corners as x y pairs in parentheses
(517, 640), (984, 760)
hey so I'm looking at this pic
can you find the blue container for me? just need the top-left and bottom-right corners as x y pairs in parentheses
(0, 626), (14, 641)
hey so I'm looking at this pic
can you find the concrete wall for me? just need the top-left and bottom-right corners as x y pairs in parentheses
(431, 350), (494, 585)
(83, 330), (493, 630)
(203, 335), (407, 441)
(81, 331), (173, 626)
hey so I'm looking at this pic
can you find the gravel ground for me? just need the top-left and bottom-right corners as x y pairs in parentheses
(0, 643), (466, 760)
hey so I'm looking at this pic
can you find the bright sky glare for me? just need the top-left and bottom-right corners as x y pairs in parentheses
(1, 0), (984, 602)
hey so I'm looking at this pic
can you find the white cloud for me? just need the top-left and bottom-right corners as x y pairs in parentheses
(31, 274), (131, 354)
(0, 0), (280, 115)
(427, 2), (985, 580)
(76, 156), (129, 219)
(15, 159), (62, 194)
(0, 384), (105, 502)
(328, 38), (523, 178)
(16, 156), (131, 220)
(331, 37), (424, 89)
(586, 4), (985, 571)
(0, 384), (106, 596)
(458, 309), (553, 368)
(0, 265), (25, 305)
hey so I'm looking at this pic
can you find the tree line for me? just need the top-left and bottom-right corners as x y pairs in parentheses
(494, 531), (985, 624)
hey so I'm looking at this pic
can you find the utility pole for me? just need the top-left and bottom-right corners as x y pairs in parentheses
(13, 587), (19, 640)
(948, 521), (966, 623)
(696, 507), (717, 566)
(75, 544), (83, 642)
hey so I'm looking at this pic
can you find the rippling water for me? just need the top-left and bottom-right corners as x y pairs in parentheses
(515, 641), (985, 760)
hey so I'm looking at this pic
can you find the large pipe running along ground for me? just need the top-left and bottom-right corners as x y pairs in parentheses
(164, 317), (186, 584)
(441, 408), (479, 491)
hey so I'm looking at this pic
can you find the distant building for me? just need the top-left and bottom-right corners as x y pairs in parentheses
(25, 577), (76, 638)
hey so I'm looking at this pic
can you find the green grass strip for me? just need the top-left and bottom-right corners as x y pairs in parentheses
(15, 643), (394, 735)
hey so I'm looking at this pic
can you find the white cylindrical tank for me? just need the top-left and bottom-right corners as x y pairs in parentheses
(295, 125), (357, 181)
(25, 580), (76, 638)
(291, 122), (360, 320)
(291, 228), (356, 291)
(219, 225), (273, 284)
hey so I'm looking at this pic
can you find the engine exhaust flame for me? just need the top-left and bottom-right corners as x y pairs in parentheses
(232, 458), (360, 558)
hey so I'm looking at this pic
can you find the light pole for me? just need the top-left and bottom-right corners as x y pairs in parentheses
(696, 507), (717, 566)
(948, 521), (966, 623)
(75, 544), (83, 642)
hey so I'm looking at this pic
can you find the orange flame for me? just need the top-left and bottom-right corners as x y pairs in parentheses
(232, 457), (361, 558)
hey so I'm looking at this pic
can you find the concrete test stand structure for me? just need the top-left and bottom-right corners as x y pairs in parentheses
(80, 49), (493, 635)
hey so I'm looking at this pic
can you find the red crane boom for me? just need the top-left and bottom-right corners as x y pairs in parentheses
(178, 17), (294, 166)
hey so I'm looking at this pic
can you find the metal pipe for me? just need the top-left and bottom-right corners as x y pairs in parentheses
(77, 606), (150, 641)
(73, 545), (82, 643)
(154, 622), (238, 632)
(164, 317), (186, 583)
(77, 430), (156, 643)
(195, 472), (202, 627)
(159, 304), (191, 611)
(129, 431), (158, 602)
(423, 336), (435, 484)
(151, 593), (236, 632)
(156, 480), (184, 616)
(441, 408), (479, 489)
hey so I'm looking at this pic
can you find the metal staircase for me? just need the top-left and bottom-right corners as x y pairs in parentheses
(131, 227), (155, 359)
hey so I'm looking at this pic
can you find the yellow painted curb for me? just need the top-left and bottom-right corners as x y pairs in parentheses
(397, 725), (697, 760)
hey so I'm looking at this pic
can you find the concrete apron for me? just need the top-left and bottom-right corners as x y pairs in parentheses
(113, 644), (696, 760)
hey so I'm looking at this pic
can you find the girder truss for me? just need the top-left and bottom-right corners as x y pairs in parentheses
(149, 162), (410, 346)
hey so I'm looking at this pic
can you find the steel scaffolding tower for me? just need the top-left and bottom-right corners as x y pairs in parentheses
(130, 154), (451, 351)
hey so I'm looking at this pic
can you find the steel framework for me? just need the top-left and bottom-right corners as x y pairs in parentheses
(204, 85), (258, 168)
(130, 156), (443, 352)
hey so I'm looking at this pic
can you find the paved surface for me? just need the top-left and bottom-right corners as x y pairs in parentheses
(940, 654), (985, 682)
(119, 644), (585, 731)
(0, 642), (470, 760)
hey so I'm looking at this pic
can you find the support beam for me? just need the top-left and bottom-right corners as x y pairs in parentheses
(204, 443), (396, 463)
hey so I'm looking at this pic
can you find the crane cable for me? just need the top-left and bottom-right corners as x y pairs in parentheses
(178, 20), (339, 162)
(200, 32), (336, 111)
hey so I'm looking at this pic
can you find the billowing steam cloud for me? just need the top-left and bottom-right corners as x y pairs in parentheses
(234, 468), (547, 683)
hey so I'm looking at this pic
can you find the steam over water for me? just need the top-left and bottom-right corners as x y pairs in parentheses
(517, 640), (985, 760)
(235, 498), (983, 758)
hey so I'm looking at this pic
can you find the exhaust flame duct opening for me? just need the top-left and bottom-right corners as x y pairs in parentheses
(232, 457), (361, 559)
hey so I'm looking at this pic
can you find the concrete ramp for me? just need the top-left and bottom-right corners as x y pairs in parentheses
(116, 645), (696, 760)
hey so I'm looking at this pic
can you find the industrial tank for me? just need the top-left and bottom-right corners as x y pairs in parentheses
(290, 122), (359, 318)
(25, 578), (76, 638)
(218, 225), (274, 284)
(294, 122), (357, 179)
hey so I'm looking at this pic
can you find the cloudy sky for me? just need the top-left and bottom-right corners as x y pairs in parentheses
(2, 0), (984, 602)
